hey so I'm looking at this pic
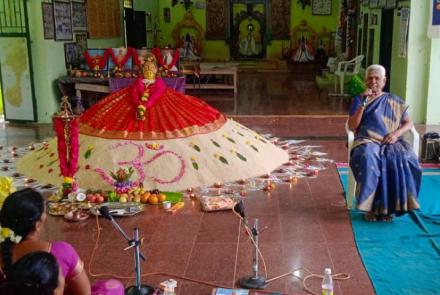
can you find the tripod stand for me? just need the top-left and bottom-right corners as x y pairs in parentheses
(124, 228), (155, 295)
(99, 206), (155, 295)
(239, 218), (268, 289)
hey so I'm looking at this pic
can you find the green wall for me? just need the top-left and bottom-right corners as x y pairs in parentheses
(133, 0), (159, 48)
(404, 0), (429, 123)
(28, 0), (124, 123)
(158, 0), (340, 61)
(426, 38), (440, 124)
(390, 5), (408, 100)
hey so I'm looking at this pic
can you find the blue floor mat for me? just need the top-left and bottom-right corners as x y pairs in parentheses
(338, 168), (440, 295)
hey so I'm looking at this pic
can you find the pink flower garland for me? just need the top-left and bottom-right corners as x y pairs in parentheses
(113, 142), (145, 184)
(143, 150), (186, 184)
(94, 168), (116, 186)
(93, 141), (186, 186)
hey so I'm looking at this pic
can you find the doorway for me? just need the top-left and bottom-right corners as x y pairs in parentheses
(379, 9), (394, 91)
(124, 8), (146, 48)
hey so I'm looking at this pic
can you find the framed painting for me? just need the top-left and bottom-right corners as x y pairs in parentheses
(71, 1), (87, 31)
(312, 0), (332, 16)
(64, 42), (80, 69)
(41, 3), (54, 39)
(53, 1), (73, 41)
(75, 32), (88, 57)
(206, 0), (229, 40)
(108, 48), (132, 70)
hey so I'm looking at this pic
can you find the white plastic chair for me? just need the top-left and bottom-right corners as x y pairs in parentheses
(345, 121), (420, 209)
(333, 55), (364, 96)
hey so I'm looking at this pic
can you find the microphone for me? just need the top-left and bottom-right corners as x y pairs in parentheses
(234, 200), (250, 228)
(234, 200), (246, 219)
(99, 206), (112, 220)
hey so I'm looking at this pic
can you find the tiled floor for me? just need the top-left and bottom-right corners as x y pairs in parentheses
(188, 65), (351, 116)
(1, 118), (371, 295)
(1, 67), (439, 295)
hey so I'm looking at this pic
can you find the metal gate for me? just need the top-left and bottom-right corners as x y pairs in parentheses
(0, 0), (36, 121)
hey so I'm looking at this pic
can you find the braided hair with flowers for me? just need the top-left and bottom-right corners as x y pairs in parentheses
(0, 189), (45, 275)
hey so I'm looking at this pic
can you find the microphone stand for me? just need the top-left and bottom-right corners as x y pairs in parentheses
(102, 211), (153, 295)
(239, 218), (267, 289)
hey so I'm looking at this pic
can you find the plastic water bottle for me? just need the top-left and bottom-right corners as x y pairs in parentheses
(321, 267), (334, 295)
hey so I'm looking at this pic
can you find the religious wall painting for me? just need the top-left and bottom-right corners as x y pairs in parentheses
(64, 42), (80, 69)
(53, 1), (73, 41)
(75, 32), (88, 57)
(71, 1), (88, 32)
(231, 9), (266, 60)
(271, 0), (291, 40)
(206, 0), (228, 40)
(238, 18), (262, 56)
(42, 2), (54, 39)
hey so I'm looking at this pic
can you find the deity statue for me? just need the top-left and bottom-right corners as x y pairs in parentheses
(180, 33), (200, 61)
(239, 21), (261, 56)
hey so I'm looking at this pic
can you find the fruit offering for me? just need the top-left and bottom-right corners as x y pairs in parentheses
(85, 190), (106, 204)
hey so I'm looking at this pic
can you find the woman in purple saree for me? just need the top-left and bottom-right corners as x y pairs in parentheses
(348, 64), (422, 221)
(0, 188), (124, 294)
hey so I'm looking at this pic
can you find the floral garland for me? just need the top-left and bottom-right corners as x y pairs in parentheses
(132, 49), (141, 67)
(108, 47), (136, 71)
(151, 47), (180, 71)
(130, 78), (166, 120)
(53, 117), (79, 195)
(94, 141), (185, 187)
(84, 49), (110, 71)
(144, 150), (186, 184)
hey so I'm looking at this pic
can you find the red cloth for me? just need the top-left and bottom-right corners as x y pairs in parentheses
(80, 78), (226, 140)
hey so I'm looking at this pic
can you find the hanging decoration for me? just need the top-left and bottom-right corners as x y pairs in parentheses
(53, 97), (79, 196)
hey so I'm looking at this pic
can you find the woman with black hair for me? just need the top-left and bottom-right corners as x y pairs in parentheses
(3, 251), (64, 295)
(0, 188), (123, 295)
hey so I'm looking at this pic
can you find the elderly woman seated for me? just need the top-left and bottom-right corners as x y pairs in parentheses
(348, 64), (422, 221)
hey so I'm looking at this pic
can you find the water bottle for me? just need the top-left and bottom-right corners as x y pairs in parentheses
(321, 267), (334, 295)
